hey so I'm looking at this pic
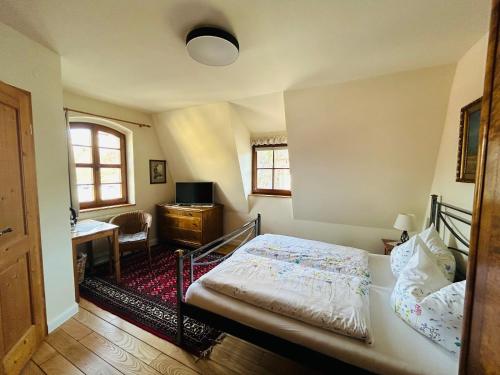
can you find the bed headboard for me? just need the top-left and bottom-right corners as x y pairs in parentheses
(429, 194), (472, 256)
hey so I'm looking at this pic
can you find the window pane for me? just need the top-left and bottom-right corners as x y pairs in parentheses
(76, 167), (93, 185)
(256, 149), (273, 168)
(73, 146), (92, 164)
(77, 185), (94, 203)
(99, 148), (121, 164)
(274, 149), (289, 168)
(98, 131), (120, 149)
(100, 168), (122, 184)
(274, 169), (291, 190)
(70, 128), (91, 146)
(257, 169), (273, 189)
(101, 184), (122, 200)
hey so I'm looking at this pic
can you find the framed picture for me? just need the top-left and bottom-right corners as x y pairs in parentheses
(456, 97), (482, 183)
(149, 160), (167, 184)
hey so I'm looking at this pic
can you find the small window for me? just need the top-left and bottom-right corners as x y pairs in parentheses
(252, 144), (291, 196)
(70, 122), (128, 209)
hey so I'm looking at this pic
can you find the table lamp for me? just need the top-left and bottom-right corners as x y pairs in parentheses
(393, 213), (415, 243)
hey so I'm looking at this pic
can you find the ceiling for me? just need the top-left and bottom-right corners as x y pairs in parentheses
(230, 92), (286, 135)
(0, 0), (490, 113)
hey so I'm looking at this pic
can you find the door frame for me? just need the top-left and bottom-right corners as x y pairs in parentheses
(459, 0), (500, 373)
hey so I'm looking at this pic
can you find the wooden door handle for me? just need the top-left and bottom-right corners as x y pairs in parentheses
(0, 227), (13, 236)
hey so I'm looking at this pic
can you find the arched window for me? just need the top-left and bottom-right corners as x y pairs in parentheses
(70, 122), (128, 209)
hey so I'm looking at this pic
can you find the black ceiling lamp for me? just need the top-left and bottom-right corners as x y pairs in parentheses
(186, 27), (239, 66)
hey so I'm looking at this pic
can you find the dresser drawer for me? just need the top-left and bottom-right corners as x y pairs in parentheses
(165, 227), (202, 244)
(163, 215), (202, 231)
(161, 207), (202, 219)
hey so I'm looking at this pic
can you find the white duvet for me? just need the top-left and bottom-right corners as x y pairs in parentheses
(198, 234), (373, 342)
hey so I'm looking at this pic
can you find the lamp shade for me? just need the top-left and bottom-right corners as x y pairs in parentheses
(186, 27), (239, 66)
(393, 213), (416, 232)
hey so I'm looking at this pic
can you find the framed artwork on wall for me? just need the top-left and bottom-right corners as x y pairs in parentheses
(456, 97), (482, 183)
(149, 160), (167, 184)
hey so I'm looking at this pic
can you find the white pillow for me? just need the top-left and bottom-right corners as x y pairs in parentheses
(390, 237), (465, 354)
(390, 235), (419, 280)
(390, 225), (456, 281)
(419, 225), (456, 282)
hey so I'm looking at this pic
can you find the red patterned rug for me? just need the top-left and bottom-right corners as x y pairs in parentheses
(79, 246), (222, 356)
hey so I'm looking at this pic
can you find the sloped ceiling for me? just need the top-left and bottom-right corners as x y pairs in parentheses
(0, 0), (490, 112)
(230, 92), (286, 135)
(153, 102), (249, 214)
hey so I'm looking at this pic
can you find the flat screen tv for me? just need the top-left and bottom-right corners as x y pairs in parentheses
(176, 182), (214, 205)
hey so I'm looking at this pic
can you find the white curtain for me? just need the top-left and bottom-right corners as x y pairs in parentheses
(250, 135), (288, 146)
(66, 110), (79, 218)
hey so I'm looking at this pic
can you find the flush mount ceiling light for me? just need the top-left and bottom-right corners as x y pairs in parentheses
(186, 27), (239, 66)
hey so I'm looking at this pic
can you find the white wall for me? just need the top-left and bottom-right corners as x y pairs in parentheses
(428, 35), (488, 273)
(228, 86), (443, 251)
(0, 22), (76, 330)
(154, 66), (457, 253)
(247, 195), (398, 250)
(285, 65), (455, 229)
(64, 91), (172, 254)
(430, 34), (488, 211)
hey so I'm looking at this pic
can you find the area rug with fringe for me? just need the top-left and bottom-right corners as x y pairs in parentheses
(79, 247), (223, 356)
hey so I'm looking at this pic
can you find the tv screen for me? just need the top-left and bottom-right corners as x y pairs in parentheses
(176, 182), (214, 205)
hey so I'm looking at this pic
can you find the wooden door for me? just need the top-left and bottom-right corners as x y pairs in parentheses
(0, 81), (46, 375)
(459, 0), (500, 373)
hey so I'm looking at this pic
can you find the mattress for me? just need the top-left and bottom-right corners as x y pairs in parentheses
(186, 254), (458, 375)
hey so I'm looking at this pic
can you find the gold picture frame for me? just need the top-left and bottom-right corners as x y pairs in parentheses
(456, 97), (482, 183)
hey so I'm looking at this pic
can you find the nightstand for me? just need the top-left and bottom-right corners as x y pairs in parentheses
(382, 239), (398, 255)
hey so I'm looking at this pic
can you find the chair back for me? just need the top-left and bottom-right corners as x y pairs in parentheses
(109, 211), (152, 235)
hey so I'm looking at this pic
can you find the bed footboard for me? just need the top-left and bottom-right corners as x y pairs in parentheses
(175, 214), (261, 346)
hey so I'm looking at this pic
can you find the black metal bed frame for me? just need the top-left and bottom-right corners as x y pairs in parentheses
(174, 214), (367, 372)
(430, 194), (472, 256)
(174, 214), (261, 345)
(174, 195), (472, 372)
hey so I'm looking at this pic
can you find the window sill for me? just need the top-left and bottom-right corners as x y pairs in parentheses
(249, 193), (292, 198)
(80, 203), (136, 213)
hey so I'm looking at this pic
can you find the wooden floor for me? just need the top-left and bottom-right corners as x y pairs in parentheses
(21, 299), (318, 375)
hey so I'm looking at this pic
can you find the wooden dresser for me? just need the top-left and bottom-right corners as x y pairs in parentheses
(156, 203), (223, 248)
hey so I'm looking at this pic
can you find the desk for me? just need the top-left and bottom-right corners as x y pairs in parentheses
(71, 220), (120, 301)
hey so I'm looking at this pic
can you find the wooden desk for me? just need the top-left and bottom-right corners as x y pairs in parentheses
(71, 220), (120, 301)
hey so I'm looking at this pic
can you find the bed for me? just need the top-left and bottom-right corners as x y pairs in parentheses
(175, 195), (471, 374)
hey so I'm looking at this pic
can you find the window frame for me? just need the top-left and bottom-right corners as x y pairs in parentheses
(252, 144), (292, 196)
(70, 122), (128, 209)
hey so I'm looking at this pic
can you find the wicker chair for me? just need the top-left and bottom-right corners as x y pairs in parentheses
(109, 211), (153, 267)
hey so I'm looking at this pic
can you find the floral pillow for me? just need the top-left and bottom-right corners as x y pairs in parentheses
(419, 225), (456, 282)
(390, 235), (418, 279)
(390, 225), (456, 282)
(390, 237), (465, 354)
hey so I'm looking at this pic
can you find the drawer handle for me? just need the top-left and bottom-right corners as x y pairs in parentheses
(0, 227), (13, 237)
